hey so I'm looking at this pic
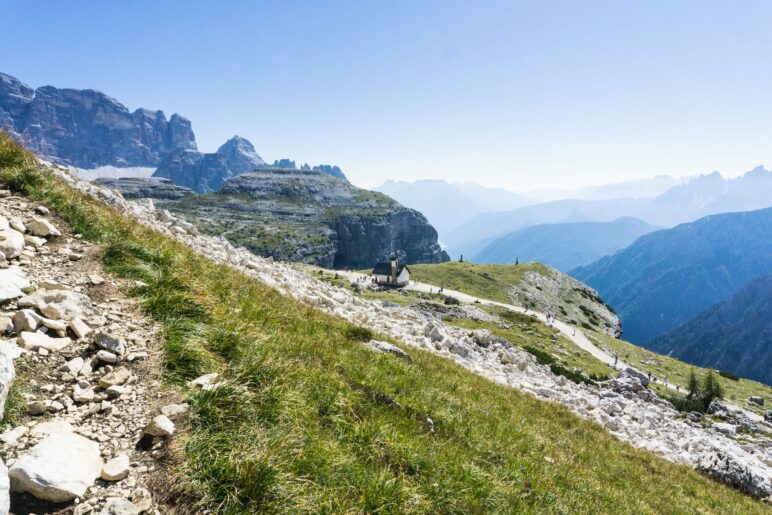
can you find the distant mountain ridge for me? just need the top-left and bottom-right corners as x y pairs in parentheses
(648, 275), (772, 385)
(447, 167), (772, 257)
(375, 179), (534, 236)
(572, 207), (772, 344)
(475, 217), (658, 272)
(0, 71), (196, 168)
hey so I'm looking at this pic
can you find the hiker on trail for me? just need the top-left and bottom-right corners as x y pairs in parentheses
(648, 371), (652, 382)
(613, 354), (618, 368)
(572, 329), (576, 336)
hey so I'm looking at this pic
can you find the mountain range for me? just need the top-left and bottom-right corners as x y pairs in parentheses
(0, 72), (196, 168)
(648, 275), (772, 385)
(375, 179), (533, 235)
(474, 217), (658, 272)
(572, 207), (772, 345)
(447, 167), (772, 258)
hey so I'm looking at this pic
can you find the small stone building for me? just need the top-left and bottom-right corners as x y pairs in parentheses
(371, 257), (410, 287)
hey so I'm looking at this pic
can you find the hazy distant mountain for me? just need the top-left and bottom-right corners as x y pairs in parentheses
(475, 217), (658, 272)
(375, 180), (533, 236)
(524, 175), (689, 202)
(449, 167), (772, 257)
(572, 207), (772, 344)
(445, 197), (650, 257)
(648, 275), (772, 385)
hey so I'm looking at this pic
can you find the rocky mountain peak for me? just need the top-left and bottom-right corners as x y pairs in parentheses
(216, 135), (266, 173)
(0, 71), (197, 168)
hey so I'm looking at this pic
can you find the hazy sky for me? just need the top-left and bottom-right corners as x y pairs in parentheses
(2, 0), (772, 190)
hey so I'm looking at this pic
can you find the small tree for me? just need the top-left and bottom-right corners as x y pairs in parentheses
(702, 370), (723, 403)
(686, 368), (699, 400)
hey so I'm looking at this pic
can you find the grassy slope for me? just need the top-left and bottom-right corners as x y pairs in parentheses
(587, 330), (772, 414)
(0, 136), (766, 513)
(407, 259), (771, 412)
(408, 261), (542, 304)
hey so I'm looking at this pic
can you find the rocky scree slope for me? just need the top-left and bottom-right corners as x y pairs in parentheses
(109, 168), (450, 269)
(50, 163), (772, 502)
(572, 207), (772, 345)
(649, 275), (772, 385)
(0, 193), (188, 513)
(0, 71), (196, 169)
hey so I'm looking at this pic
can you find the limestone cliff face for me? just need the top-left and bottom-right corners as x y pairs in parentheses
(332, 210), (448, 268)
(0, 72), (196, 168)
(135, 169), (449, 268)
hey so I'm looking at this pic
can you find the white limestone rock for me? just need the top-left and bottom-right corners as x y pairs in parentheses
(0, 229), (24, 259)
(9, 431), (102, 502)
(17, 288), (92, 321)
(160, 403), (189, 419)
(26, 217), (61, 237)
(101, 453), (130, 481)
(99, 366), (131, 388)
(0, 267), (30, 302)
(17, 331), (71, 352)
(0, 351), (14, 420)
(0, 458), (9, 515)
(100, 497), (140, 515)
(143, 414), (175, 437)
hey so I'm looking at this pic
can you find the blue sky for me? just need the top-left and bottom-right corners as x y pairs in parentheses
(2, 0), (772, 190)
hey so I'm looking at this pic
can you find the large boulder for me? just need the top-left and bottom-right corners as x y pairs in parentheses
(695, 451), (772, 500)
(0, 458), (8, 515)
(0, 352), (14, 420)
(0, 229), (24, 259)
(17, 289), (91, 320)
(0, 267), (30, 303)
(9, 431), (102, 502)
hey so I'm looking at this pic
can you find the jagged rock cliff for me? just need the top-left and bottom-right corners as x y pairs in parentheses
(144, 169), (448, 268)
(0, 72), (196, 168)
(153, 135), (266, 193)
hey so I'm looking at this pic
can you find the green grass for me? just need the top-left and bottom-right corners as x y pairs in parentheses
(409, 261), (544, 304)
(587, 330), (772, 415)
(1, 134), (767, 513)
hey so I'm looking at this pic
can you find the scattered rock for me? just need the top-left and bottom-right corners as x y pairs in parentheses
(0, 229), (25, 259)
(70, 317), (92, 338)
(0, 350), (14, 419)
(187, 372), (220, 390)
(366, 340), (412, 361)
(130, 487), (153, 512)
(100, 497), (140, 515)
(696, 451), (772, 500)
(0, 267), (30, 303)
(17, 288), (92, 321)
(26, 217), (61, 237)
(749, 396), (764, 407)
(99, 366), (131, 388)
(0, 458), (8, 515)
(95, 331), (126, 356)
(9, 431), (102, 502)
(17, 331), (71, 352)
(143, 415), (175, 437)
(101, 453), (131, 481)
(160, 403), (189, 419)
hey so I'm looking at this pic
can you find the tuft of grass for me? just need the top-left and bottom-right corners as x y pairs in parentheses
(1, 134), (768, 513)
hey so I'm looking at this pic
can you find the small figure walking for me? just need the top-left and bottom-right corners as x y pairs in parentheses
(613, 354), (618, 368)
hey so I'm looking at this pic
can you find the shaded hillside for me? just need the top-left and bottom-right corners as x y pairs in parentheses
(475, 217), (658, 272)
(116, 169), (449, 268)
(0, 71), (196, 167)
(572, 207), (772, 344)
(649, 275), (772, 385)
(409, 261), (621, 336)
